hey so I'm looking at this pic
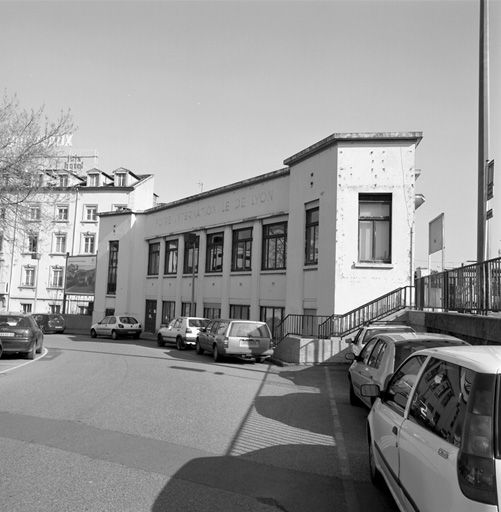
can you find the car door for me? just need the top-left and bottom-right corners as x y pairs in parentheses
(369, 354), (427, 503)
(350, 337), (380, 405)
(104, 316), (116, 337)
(200, 321), (217, 351)
(96, 317), (109, 336)
(163, 318), (178, 343)
(398, 359), (473, 512)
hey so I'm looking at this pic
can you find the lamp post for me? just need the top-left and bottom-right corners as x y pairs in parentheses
(186, 233), (198, 315)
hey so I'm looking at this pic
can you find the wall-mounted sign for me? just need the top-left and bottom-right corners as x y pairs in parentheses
(65, 255), (97, 295)
(487, 159), (494, 200)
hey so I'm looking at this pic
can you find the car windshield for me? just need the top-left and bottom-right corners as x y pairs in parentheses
(0, 316), (31, 328)
(119, 317), (137, 324)
(188, 319), (209, 328)
(229, 322), (271, 338)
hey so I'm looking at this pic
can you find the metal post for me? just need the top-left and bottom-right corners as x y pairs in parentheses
(62, 252), (69, 314)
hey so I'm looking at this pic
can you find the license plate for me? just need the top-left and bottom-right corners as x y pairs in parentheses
(128, 331), (136, 334)
(0, 332), (15, 337)
(240, 339), (259, 347)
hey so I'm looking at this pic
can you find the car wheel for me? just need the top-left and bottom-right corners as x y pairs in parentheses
(368, 433), (383, 487)
(157, 334), (165, 347)
(26, 343), (36, 360)
(0, 343), (3, 359)
(213, 344), (222, 362)
(176, 336), (185, 350)
(349, 379), (361, 406)
(196, 340), (204, 355)
(111, 330), (118, 340)
(90, 329), (97, 338)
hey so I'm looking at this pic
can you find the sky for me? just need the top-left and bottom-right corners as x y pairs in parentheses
(1, 0), (499, 271)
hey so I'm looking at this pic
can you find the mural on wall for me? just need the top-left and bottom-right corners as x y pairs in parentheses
(65, 256), (97, 295)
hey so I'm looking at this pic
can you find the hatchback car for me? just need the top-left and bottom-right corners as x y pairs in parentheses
(196, 319), (274, 363)
(362, 345), (501, 512)
(33, 313), (66, 334)
(348, 332), (468, 407)
(345, 322), (416, 356)
(157, 316), (210, 350)
(0, 313), (44, 359)
(90, 315), (142, 339)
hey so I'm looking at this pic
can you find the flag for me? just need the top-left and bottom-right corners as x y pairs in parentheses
(429, 213), (444, 255)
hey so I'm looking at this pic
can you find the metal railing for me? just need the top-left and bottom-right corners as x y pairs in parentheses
(273, 314), (331, 343)
(415, 256), (501, 314)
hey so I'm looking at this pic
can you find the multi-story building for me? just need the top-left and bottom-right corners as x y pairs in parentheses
(93, 131), (424, 335)
(0, 166), (156, 314)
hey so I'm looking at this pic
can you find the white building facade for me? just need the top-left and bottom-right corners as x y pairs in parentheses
(0, 166), (156, 314)
(94, 132), (423, 333)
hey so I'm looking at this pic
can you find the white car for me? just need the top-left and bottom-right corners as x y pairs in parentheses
(157, 316), (209, 350)
(345, 322), (416, 356)
(90, 315), (142, 339)
(362, 345), (501, 512)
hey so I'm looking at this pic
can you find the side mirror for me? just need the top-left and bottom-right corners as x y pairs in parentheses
(200, 326), (207, 333)
(345, 352), (355, 362)
(360, 383), (381, 398)
(345, 338), (353, 344)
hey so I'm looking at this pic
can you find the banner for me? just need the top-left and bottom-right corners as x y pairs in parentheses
(429, 213), (444, 255)
(65, 255), (97, 295)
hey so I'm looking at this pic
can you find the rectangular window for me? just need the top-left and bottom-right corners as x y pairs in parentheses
(85, 205), (98, 222)
(59, 174), (69, 187)
(21, 303), (32, 313)
(28, 205), (41, 221)
(305, 207), (319, 265)
(161, 301), (176, 325)
(88, 174), (99, 187)
(182, 302), (195, 316)
(262, 222), (287, 270)
(203, 305), (221, 319)
(358, 194), (392, 263)
(148, 242), (160, 275)
(32, 174), (44, 187)
(56, 205), (69, 221)
(113, 204), (128, 211)
(27, 234), (38, 253)
(50, 304), (61, 314)
(183, 234), (199, 274)
(260, 306), (284, 339)
(22, 266), (35, 287)
(164, 239), (178, 274)
(83, 234), (96, 254)
(229, 304), (250, 320)
(231, 228), (252, 271)
(50, 267), (64, 288)
(206, 232), (224, 273)
(107, 241), (119, 294)
(115, 173), (126, 186)
(54, 234), (66, 253)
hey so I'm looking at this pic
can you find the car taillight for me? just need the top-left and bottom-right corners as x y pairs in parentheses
(186, 328), (192, 334)
(457, 373), (497, 505)
(15, 330), (30, 338)
(223, 336), (229, 348)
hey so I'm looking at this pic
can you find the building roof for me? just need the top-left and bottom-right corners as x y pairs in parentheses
(283, 131), (423, 166)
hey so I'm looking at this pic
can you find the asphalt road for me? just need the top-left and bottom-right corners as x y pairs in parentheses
(0, 333), (398, 512)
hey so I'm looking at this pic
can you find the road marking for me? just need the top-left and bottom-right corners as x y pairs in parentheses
(0, 347), (48, 374)
(325, 366), (360, 512)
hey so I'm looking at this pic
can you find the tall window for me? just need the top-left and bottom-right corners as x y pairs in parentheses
(56, 205), (69, 221)
(358, 194), (392, 263)
(115, 173), (126, 186)
(183, 234), (199, 274)
(21, 303), (33, 313)
(54, 233), (66, 253)
(28, 205), (41, 221)
(147, 242), (160, 275)
(50, 267), (64, 288)
(305, 207), (319, 265)
(0, 233), (3, 252)
(59, 174), (69, 187)
(85, 205), (97, 221)
(50, 304), (61, 314)
(260, 306), (285, 339)
(182, 302), (195, 316)
(88, 174), (99, 187)
(22, 266), (35, 287)
(27, 234), (38, 253)
(107, 241), (119, 294)
(230, 304), (250, 320)
(204, 304), (221, 319)
(161, 301), (176, 325)
(262, 222), (287, 270)
(164, 239), (178, 274)
(231, 228), (252, 271)
(206, 232), (223, 273)
(83, 234), (96, 254)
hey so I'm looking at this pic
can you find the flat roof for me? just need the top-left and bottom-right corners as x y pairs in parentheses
(284, 131), (423, 166)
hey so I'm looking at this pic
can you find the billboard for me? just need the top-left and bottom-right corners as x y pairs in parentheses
(65, 255), (97, 295)
(429, 213), (444, 255)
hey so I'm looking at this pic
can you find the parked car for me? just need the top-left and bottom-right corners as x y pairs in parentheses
(33, 313), (66, 334)
(90, 315), (142, 339)
(196, 319), (274, 363)
(348, 332), (468, 407)
(362, 344), (501, 512)
(345, 322), (416, 356)
(157, 316), (210, 350)
(0, 313), (44, 359)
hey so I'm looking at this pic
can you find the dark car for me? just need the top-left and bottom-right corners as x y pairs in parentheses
(0, 313), (44, 359)
(33, 313), (66, 334)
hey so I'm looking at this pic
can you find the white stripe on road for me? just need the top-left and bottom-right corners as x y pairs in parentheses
(0, 347), (48, 374)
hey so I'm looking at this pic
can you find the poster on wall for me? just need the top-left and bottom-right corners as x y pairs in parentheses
(65, 255), (97, 295)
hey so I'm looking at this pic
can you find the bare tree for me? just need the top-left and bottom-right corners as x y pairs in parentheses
(0, 94), (74, 245)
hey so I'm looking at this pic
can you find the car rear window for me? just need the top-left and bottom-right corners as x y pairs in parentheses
(229, 322), (271, 338)
(119, 317), (138, 324)
(0, 316), (31, 328)
(363, 326), (414, 343)
(188, 319), (209, 328)
(395, 339), (468, 368)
